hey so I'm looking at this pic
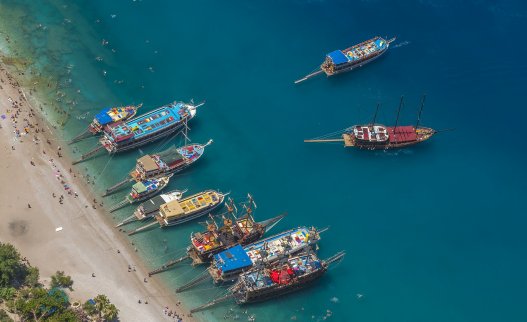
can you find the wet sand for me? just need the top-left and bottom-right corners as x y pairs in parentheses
(0, 64), (196, 322)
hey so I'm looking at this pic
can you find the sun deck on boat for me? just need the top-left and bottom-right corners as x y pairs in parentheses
(241, 227), (312, 264)
(94, 106), (133, 126)
(177, 144), (203, 161)
(131, 178), (162, 195)
(327, 37), (387, 66)
(106, 103), (184, 141)
(160, 191), (221, 220)
(241, 253), (322, 289)
(387, 126), (417, 143)
(192, 231), (222, 252)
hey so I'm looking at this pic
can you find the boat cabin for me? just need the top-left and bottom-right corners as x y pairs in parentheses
(352, 125), (389, 143)
(214, 245), (253, 275)
(130, 179), (160, 199)
(158, 191), (222, 224)
(135, 146), (185, 178)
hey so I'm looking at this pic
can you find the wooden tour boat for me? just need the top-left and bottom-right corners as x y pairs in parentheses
(174, 226), (327, 293)
(108, 175), (172, 213)
(73, 100), (204, 164)
(190, 250), (345, 313)
(127, 190), (226, 235)
(104, 139), (212, 196)
(294, 36), (395, 84)
(147, 195), (286, 276)
(115, 189), (186, 227)
(304, 95), (439, 150)
(69, 104), (141, 143)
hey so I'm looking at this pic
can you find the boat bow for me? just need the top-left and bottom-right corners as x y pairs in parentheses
(260, 213), (287, 233)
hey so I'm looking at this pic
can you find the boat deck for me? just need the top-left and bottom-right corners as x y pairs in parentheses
(343, 38), (387, 62)
(132, 178), (162, 195)
(209, 227), (311, 282)
(387, 126), (418, 143)
(236, 217), (256, 234)
(342, 133), (355, 147)
(108, 103), (184, 141)
(160, 191), (221, 220)
(327, 37), (388, 66)
(192, 231), (222, 253)
(177, 144), (203, 161)
(242, 253), (322, 289)
(180, 192), (220, 214)
(244, 227), (312, 264)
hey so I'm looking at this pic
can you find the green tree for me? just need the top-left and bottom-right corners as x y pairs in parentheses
(50, 271), (73, 290)
(0, 287), (16, 301)
(13, 287), (68, 321)
(46, 308), (81, 322)
(82, 300), (97, 316)
(0, 308), (13, 322)
(83, 295), (119, 321)
(101, 303), (119, 321)
(24, 266), (40, 288)
(94, 294), (109, 320)
(0, 243), (25, 288)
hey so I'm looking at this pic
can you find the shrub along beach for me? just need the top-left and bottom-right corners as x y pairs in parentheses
(0, 242), (118, 321)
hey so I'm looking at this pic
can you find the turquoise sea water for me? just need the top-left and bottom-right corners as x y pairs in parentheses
(1, 0), (527, 321)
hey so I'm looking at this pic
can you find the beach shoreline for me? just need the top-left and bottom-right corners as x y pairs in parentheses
(0, 58), (196, 321)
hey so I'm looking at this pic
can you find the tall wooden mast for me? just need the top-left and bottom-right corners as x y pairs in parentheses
(415, 94), (426, 129)
(371, 103), (380, 127)
(393, 96), (404, 143)
(394, 96), (404, 131)
(370, 103), (381, 136)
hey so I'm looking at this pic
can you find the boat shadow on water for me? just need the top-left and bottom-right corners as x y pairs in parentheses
(190, 272), (338, 317)
(349, 140), (437, 159)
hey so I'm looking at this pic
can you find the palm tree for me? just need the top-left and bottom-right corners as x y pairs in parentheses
(92, 294), (119, 321)
(93, 295), (109, 319)
(102, 303), (119, 321)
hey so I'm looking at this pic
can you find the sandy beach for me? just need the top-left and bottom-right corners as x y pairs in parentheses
(0, 65), (196, 321)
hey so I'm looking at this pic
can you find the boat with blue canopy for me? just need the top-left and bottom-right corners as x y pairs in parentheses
(174, 226), (328, 293)
(69, 104), (140, 143)
(208, 226), (324, 284)
(190, 250), (346, 313)
(73, 100), (204, 164)
(294, 36), (396, 84)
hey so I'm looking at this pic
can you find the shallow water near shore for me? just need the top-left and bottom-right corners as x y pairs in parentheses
(1, 0), (527, 321)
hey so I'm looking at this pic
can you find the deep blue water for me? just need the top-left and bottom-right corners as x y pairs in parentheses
(2, 0), (527, 321)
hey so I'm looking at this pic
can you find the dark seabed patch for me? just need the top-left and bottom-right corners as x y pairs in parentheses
(8, 219), (29, 237)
